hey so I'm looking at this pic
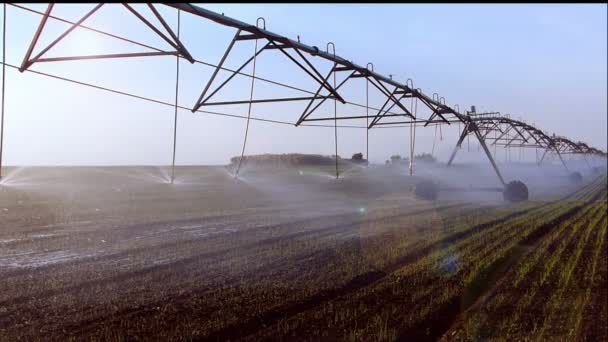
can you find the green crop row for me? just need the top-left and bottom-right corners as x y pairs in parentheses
(452, 179), (607, 341)
(246, 176), (607, 341)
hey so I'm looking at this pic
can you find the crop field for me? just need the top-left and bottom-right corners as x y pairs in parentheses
(0, 165), (606, 341)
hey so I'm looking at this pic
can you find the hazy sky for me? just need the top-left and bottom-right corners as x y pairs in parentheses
(2, 3), (606, 165)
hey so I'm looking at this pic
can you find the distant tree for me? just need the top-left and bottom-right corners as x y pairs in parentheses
(352, 152), (364, 161)
(415, 153), (437, 163)
(390, 155), (402, 163)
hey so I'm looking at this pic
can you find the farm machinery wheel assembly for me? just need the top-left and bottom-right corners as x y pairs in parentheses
(503, 180), (529, 202)
(414, 180), (439, 200)
(569, 172), (583, 184)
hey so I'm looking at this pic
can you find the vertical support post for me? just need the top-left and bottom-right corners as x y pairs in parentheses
(507, 131), (511, 162)
(170, 9), (181, 184)
(447, 122), (469, 166)
(235, 37), (260, 178)
(520, 145), (522, 162)
(466, 111), (471, 152)
(431, 124), (438, 156)
(504, 132), (508, 163)
(583, 154), (591, 169)
(0, 3), (5, 180)
(538, 147), (549, 166)
(493, 128), (497, 160)
(472, 125), (505, 186)
(554, 147), (569, 172)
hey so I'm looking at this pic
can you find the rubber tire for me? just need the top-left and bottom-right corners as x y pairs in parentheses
(414, 180), (439, 201)
(503, 180), (529, 202)
(569, 172), (583, 184)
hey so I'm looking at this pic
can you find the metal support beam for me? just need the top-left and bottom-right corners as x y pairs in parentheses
(509, 124), (528, 143)
(20, 3), (192, 72)
(492, 125), (513, 143)
(538, 148), (549, 166)
(369, 88), (407, 128)
(295, 63), (336, 125)
(191, 29), (240, 112)
(447, 122), (469, 166)
(193, 40), (270, 111)
(472, 124), (506, 186)
(293, 47), (346, 104)
(19, 3), (53, 72)
(583, 154), (591, 169)
(123, 3), (180, 52)
(368, 86), (396, 127)
(367, 77), (414, 124)
(270, 41), (345, 104)
(504, 133), (522, 147)
(146, 3), (194, 63)
(204, 96), (335, 106)
(296, 70), (355, 125)
(26, 4), (104, 67)
(35, 51), (178, 62)
(420, 98), (450, 126)
(554, 146), (570, 172)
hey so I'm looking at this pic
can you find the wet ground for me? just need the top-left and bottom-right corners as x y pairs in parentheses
(0, 163), (593, 339)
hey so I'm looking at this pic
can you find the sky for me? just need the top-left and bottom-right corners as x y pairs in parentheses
(1, 3), (606, 166)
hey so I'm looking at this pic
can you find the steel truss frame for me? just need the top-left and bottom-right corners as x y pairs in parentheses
(0, 2), (605, 185)
(19, 3), (195, 73)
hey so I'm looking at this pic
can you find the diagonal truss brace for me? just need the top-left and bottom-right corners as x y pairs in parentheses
(295, 65), (357, 126)
(19, 3), (194, 73)
(447, 120), (505, 185)
(190, 32), (347, 113)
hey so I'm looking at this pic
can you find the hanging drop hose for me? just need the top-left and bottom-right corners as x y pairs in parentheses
(409, 118), (413, 174)
(431, 124), (438, 156)
(409, 103), (414, 175)
(365, 76), (369, 166)
(328, 43), (338, 179)
(234, 37), (259, 178)
(170, 9), (180, 184)
(411, 98), (418, 174)
(333, 67), (339, 179)
(366, 63), (373, 167)
(407, 79), (414, 176)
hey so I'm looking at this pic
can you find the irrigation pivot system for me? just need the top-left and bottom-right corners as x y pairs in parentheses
(1, 3), (606, 201)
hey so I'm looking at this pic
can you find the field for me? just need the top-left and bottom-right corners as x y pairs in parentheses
(0, 164), (606, 341)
